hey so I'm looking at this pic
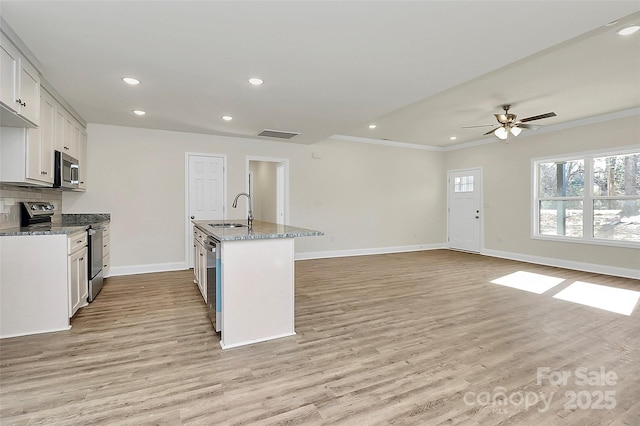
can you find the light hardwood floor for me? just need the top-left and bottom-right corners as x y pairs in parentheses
(1, 250), (638, 425)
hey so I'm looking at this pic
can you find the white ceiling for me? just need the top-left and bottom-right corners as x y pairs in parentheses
(1, 1), (639, 147)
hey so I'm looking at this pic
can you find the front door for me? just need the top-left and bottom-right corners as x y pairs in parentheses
(448, 168), (482, 252)
(187, 154), (225, 267)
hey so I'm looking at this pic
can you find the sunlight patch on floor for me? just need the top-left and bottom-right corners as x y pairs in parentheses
(553, 281), (640, 316)
(490, 271), (565, 294)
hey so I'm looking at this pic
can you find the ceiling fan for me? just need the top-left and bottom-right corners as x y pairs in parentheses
(464, 104), (557, 140)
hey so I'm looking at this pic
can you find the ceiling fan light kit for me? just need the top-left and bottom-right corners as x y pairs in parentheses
(466, 104), (557, 141)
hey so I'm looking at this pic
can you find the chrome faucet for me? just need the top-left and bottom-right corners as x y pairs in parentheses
(232, 192), (253, 229)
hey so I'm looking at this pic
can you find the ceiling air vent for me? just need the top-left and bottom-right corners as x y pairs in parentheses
(257, 129), (299, 139)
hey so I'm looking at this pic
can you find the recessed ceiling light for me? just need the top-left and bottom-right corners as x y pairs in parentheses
(368, 124), (377, 129)
(449, 136), (457, 141)
(222, 115), (233, 121)
(248, 78), (263, 86)
(132, 110), (146, 116)
(617, 25), (640, 36)
(123, 77), (140, 85)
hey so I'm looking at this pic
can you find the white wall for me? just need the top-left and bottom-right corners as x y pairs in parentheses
(445, 114), (640, 275)
(62, 124), (445, 274)
(63, 117), (638, 278)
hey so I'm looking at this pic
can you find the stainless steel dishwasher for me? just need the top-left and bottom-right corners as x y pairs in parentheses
(205, 237), (221, 332)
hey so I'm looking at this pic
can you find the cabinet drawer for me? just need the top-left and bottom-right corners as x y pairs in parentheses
(193, 227), (206, 244)
(103, 234), (110, 256)
(67, 232), (87, 254)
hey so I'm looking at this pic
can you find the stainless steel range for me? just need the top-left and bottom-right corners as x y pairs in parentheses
(87, 225), (105, 302)
(20, 201), (55, 227)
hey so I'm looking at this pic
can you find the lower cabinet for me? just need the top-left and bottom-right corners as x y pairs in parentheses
(193, 226), (207, 302)
(102, 224), (111, 277)
(0, 233), (87, 338)
(68, 244), (88, 317)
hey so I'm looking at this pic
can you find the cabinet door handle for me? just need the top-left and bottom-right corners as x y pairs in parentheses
(77, 240), (83, 243)
(79, 257), (84, 261)
(22, 101), (26, 107)
(16, 98), (21, 104)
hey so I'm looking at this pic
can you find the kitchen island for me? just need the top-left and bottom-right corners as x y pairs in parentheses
(192, 220), (322, 349)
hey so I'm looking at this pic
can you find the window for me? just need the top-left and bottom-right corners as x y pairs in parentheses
(454, 175), (474, 193)
(533, 149), (640, 247)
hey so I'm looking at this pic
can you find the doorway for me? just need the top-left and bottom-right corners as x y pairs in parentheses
(448, 168), (482, 253)
(247, 157), (289, 225)
(185, 153), (226, 268)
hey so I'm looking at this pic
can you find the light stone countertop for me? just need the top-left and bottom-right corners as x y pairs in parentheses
(0, 224), (88, 237)
(193, 220), (323, 242)
(0, 213), (110, 237)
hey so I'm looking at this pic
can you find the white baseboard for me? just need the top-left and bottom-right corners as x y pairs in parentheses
(482, 248), (640, 280)
(295, 243), (447, 260)
(106, 246), (638, 281)
(108, 261), (188, 277)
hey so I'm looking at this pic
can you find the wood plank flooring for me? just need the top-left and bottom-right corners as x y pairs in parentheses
(1, 250), (638, 425)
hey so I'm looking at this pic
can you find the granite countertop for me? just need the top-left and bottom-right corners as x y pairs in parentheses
(0, 224), (89, 236)
(193, 219), (323, 241)
(0, 214), (110, 237)
(61, 213), (111, 226)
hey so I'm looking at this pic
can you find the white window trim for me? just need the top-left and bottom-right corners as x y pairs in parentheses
(531, 145), (640, 249)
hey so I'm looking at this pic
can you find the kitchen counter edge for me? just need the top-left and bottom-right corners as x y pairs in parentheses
(193, 220), (323, 241)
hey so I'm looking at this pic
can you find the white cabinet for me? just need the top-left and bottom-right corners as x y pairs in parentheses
(1, 89), (88, 189)
(2, 88), (56, 185)
(0, 126), (51, 187)
(27, 89), (55, 183)
(193, 226), (207, 302)
(0, 33), (40, 127)
(102, 224), (110, 277)
(68, 231), (88, 317)
(1, 235), (70, 338)
(77, 129), (87, 190)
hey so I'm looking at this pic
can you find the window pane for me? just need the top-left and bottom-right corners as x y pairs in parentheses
(593, 153), (640, 196)
(538, 160), (585, 197)
(454, 175), (474, 193)
(539, 200), (583, 237)
(594, 199), (640, 242)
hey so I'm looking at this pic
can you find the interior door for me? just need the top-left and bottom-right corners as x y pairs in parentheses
(448, 168), (482, 252)
(188, 154), (225, 267)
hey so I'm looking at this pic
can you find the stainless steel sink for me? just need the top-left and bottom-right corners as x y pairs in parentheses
(209, 223), (247, 228)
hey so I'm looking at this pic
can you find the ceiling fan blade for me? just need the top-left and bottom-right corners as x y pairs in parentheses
(520, 112), (556, 122)
(483, 127), (501, 136)
(461, 124), (495, 128)
(517, 123), (541, 130)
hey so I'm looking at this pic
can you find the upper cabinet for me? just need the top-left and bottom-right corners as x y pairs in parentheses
(0, 89), (86, 189)
(1, 24), (87, 190)
(0, 33), (40, 127)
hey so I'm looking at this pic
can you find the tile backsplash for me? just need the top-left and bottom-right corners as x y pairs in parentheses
(0, 184), (63, 229)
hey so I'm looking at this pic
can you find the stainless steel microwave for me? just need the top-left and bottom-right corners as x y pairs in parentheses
(54, 150), (79, 189)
